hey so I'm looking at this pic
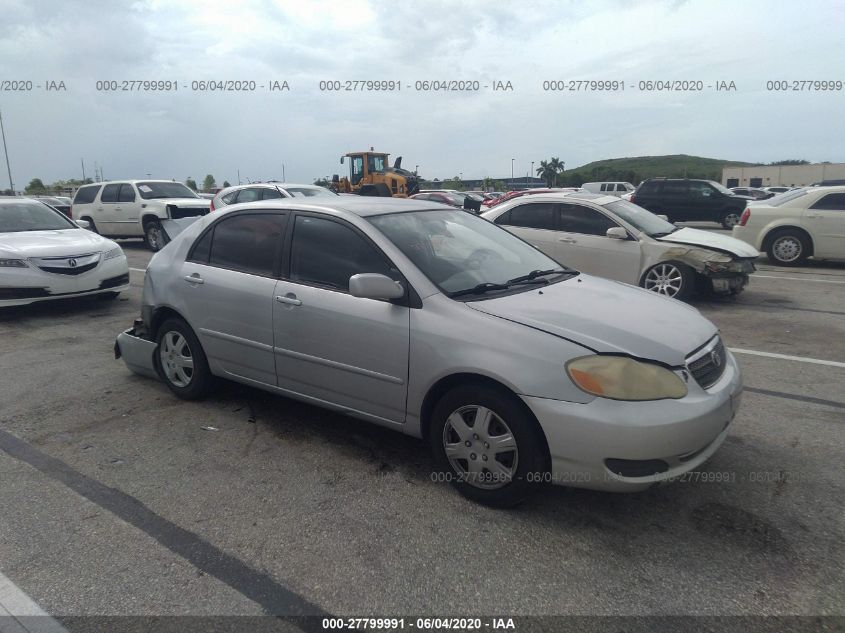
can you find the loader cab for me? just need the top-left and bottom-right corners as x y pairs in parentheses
(342, 151), (390, 186)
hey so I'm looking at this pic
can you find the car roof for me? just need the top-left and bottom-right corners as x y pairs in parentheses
(221, 196), (443, 217)
(487, 192), (620, 207)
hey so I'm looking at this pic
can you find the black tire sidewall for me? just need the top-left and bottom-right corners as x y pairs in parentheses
(720, 210), (741, 229)
(144, 220), (166, 252)
(155, 318), (212, 400)
(429, 384), (547, 508)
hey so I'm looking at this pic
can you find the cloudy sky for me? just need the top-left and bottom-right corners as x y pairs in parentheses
(1, 0), (843, 188)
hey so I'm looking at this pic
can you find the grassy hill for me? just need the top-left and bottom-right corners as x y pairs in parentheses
(562, 154), (755, 186)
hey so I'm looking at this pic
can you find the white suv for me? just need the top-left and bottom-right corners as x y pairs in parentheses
(72, 180), (211, 251)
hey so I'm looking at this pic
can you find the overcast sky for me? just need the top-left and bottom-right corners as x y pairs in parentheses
(1, 0), (843, 188)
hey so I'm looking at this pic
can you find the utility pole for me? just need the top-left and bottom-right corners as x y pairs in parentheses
(0, 108), (14, 193)
(282, 164), (286, 182)
(237, 169), (241, 185)
(81, 158), (87, 182)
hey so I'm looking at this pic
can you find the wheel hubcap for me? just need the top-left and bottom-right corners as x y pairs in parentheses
(723, 213), (740, 228)
(644, 263), (683, 297)
(148, 226), (163, 249)
(773, 236), (801, 262)
(442, 405), (518, 490)
(159, 331), (194, 387)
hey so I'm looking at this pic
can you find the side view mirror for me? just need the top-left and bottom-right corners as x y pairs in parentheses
(340, 156), (345, 165)
(656, 214), (669, 222)
(606, 227), (629, 240)
(349, 273), (404, 300)
(75, 219), (91, 230)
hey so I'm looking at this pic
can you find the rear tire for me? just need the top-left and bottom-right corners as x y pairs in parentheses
(720, 210), (741, 230)
(429, 384), (547, 508)
(766, 229), (810, 266)
(144, 219), (167, 252)
(154, 318), (213, 400)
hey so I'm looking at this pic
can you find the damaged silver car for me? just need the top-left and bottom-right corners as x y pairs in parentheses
(482, 193), (759, 300)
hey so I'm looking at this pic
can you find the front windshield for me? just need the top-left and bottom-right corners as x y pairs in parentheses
(284, 186), (338, 197)
(136, 181), (199, 200)
(0, 201), (76, 232)
(369, 209), (571, 298)
(605, 200), (677, 236)
(709, 181), (736, 195)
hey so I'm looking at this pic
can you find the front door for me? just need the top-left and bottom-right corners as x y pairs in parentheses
(96, 183), (121, 234)
(556, 203), (642, 284)
(116, 183), (143, 236)
(273, 214), (410, 423)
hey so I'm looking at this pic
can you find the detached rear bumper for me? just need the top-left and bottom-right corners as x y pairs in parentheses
(114, 325), (159, 380)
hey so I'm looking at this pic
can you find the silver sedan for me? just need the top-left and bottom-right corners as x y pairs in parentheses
(116, 197), (742, 507)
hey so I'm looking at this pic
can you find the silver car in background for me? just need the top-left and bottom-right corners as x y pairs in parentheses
(210, 182), (337, 211)
(116, 197), (742, 507)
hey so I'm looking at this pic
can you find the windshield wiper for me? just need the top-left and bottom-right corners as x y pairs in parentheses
(506, 268), (568, 284)
(448, 282), (511, 298)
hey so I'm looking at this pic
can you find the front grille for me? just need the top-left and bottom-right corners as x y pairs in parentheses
(99, 273), (130, 289)
(32, 252), (101, 276)
(687, 337), (727, 389)
(169, 207), (209, 219)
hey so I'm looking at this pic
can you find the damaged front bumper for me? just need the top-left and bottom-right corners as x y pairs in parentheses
(114, 320), (160, 380)
(703, 258), (756, 294)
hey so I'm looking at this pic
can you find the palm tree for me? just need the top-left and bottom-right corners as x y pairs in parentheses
(549, 157), (565, 186)
(536, 160), (556, 187)
(481, 176), (495, 192)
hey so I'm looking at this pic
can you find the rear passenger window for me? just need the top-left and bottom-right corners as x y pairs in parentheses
(221, 192), (237, 204)
(235, 188), (262, 203)
(290, 215), (393, 292)
(500, 203), (557, 230)
(73, 185), (101, 204)
(663, 181), (687, 195)
(810, 193), (845, 210)
(207, 213), (286, 276)
(117, 184), (136, 202)
(188, 228), (213, 264)
(100, 184), (120, 203)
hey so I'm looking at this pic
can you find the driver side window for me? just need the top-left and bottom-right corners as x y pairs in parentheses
(351, 157), (365, 185)
(558, 204), (618, 236)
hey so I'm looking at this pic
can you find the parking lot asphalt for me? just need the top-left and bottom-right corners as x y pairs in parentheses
(0, 227), (843, 627)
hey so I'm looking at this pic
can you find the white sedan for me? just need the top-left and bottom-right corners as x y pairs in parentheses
(0, 198), (130, 307)
(482, 192), (759, 300)
(732, 186), (845, 265)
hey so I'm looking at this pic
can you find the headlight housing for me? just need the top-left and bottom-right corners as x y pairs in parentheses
(566, 355), (687, 401)
(103, 247), (124, 260)
(0, 259), (28, 268)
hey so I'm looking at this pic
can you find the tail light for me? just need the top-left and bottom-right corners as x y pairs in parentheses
(739, 207), (751, 226)
(629, 194), (636, 204)
(209, 198), (215, 212)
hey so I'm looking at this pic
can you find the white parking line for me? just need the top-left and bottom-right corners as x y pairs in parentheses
(730, 348), (845, 368)
(0, 570), (69, 632)
(754, 274), (845, 284)
(129, 267), (146, 273)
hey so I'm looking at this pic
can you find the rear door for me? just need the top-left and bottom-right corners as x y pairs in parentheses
(178, 210), (288, 385)
(492, 202), (562, 262)
(805, 192), (845, 257)
(272, 213), (410, 423)
(556, 203), (642, 283)
(661, 180), (690, 220)
(686, 181), (721, 221)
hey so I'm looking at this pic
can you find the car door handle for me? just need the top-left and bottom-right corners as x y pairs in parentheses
(275, 295), (302, 306)
(183, 274), (204, 284)
(805, 214), (822, 219)
(558, 237), (577, 244)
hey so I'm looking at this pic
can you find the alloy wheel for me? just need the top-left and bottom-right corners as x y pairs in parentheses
(643, 263), (684, 297)
(722, 213), (740, 229)
(160, 331), (194, 387)
(772, 235), (802, 263)
(442, 405), (518, 490)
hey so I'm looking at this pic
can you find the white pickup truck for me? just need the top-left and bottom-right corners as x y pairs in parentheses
(71, 180), (211, 251)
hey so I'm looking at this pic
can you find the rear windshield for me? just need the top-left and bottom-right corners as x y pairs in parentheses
(767, 188), (808, 206)
(136, 182), (199, 200)
(283, 186), (337, 197)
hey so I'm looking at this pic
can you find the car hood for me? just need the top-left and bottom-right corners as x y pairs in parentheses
(0, 229), (114, 257)
(466, 274), (716, 366)
(656, 227), (759, 258)
(144, 197), (210, 206)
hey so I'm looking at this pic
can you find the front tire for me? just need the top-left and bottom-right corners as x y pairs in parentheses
(144, 219), (167, 252)
(155, 318), (212, 400)
(429, 385), (547, 508)
(766, 229), (810, 266)
(82, 217), (99, 234)
(641, 261), (695, 301)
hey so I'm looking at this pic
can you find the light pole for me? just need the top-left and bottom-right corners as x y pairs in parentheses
(0, 109), (12, 193)
(531, 161), (534, 187)
(511, 158), (515, 188)
(415, 164), (419, 175)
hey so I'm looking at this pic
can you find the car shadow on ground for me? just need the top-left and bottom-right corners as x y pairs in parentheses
(0, 294), (130, 323)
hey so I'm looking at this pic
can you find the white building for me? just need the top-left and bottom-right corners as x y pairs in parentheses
(722, 163), (845, 188)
